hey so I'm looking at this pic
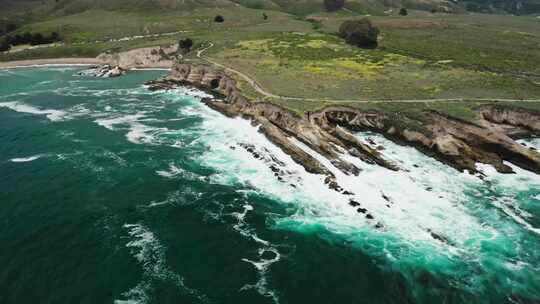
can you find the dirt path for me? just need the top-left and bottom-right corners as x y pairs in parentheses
(197, 43), (540, 104)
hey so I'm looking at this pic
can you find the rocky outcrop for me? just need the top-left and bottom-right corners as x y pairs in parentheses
(97, 45), (179, 69)
(315, 107), (540, 174)
(147, 63), (398, 190)
(479, 105), (540, 137)
(77, 64), (127, 78)
(147, 63), (540, 178)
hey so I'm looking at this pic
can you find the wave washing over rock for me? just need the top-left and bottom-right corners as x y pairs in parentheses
(172, 91), (539, 300)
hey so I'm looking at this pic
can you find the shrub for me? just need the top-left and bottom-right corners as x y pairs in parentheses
(22, 32), (33, 44)
(30, 33), (45, 45)
(399, 8), (408, 15)
(0, 37), (11, 52)
(50, 32), (61, 42)
(306, 18), (322, 30)
(324, 0), (345, 12)
(214, 15), (224, 23)
(6, 23), (17, 33)
(338, 18), (379, 49)
(179, 38), (193, 53)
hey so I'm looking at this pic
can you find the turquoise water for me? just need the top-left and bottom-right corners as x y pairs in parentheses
(0, 67), (539, 304)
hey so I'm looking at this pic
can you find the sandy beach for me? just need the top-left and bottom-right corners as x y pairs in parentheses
(0, 58), (102, 69)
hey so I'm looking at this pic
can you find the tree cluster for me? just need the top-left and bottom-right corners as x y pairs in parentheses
(0, 23), (17, 36)
(0, 37), (10, 52)
(178, 38), (193, 53)
(324, 0), (346, 12)
(5, 32), (62, 46)
(214, 15), (225, 23)
(338, 18), (379, 49)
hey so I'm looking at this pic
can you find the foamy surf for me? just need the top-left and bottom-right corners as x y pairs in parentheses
(94, 112), (169, 145)
(232, 204), (281, 304)
(115, 223), (209, 304)
(0, 102), (67, 121)
(183, 100), (540, 295)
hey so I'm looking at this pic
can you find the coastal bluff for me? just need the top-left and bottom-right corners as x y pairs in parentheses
(147, 63), (540, 182)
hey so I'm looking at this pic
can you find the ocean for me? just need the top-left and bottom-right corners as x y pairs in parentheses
(0, 67), (539, 304)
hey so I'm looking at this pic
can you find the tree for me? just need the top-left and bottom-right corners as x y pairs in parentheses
(179, 38), (193, 53)
(10, 34), (23, 45)
(6, 23), (17, 33)
(22, 32), (33, 44)
(0, 37), (11, 52)
(338, 18), (379, 49)
(50, 32), (61, 42)
(30, 33), (44, 45)
(214, 15), (224, 23)
(399, 8), (408, 16)
(324, 0), (345, 12)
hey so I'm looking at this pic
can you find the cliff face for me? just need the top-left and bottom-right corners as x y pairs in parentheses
(479, 105), (540, 136)
(98, 45), (179, 69)
(316, 107), (540, 174)
(147, 63), (540, 181)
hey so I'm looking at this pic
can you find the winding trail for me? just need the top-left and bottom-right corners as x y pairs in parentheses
(197, 43), (540, 104)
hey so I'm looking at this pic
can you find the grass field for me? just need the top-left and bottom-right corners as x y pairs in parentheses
(207, 30), (540, 100)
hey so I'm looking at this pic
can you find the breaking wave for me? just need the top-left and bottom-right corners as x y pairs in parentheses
(179, 96), (540, 298)
(0, 102), (67, 121)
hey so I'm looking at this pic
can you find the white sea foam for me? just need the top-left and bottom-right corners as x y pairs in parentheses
(182, 97), (540, 279)
(0, 102), (67, 121)
(156, 163), (202, 181)
(231, 204), (281, 304)
(10, 154), (44, 162)
(115, 223), (209, 304)
(94, 112), (168, 144)
(475, 161), (540, 235)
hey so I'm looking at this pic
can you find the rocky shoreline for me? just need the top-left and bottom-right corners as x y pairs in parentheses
(146, 63), (540, 187)
(77, 64), (127, 78)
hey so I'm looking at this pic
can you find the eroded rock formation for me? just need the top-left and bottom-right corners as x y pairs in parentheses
(77, 64), (127, 78)
(146, 63), (540, 180)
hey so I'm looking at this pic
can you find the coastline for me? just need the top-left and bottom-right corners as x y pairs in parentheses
(0, 58), (102, 69)
(146, 63), (540, 178)
(0, 57), (173, 70)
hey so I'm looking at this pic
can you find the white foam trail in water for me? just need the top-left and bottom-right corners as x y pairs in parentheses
(231, 204), (281, 304)
(10, 154), (44, 162)
(0, 102), (67, 121)
(94, 112), (168, 145)
(115, 223), (209, 304)
(156, 163), (202, 181)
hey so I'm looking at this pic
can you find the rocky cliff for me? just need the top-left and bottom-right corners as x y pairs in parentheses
(147, 63), (540, 183)
(98, 45), (179, 69)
